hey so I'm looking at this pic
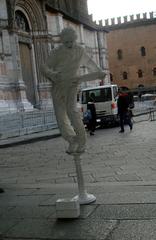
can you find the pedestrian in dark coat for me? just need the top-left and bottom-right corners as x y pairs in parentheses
(0, 188), (4, 193)
(117, 89), (133, 133)
(87, 93), (96, 135)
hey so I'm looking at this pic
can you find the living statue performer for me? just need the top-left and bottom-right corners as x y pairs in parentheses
(42, 28), (105, 155)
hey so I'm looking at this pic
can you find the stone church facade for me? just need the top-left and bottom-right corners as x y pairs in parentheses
(105, 12), (156, 90)
(0, 0), (109, 115)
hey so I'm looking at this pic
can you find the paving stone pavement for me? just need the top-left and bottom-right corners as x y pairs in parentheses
(1, 117), (156, 239)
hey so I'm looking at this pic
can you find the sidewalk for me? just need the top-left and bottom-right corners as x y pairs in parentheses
(0, 128), (60, 148)
(1, 119), (156, 239)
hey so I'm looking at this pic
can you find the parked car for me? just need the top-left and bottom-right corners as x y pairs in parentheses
(141, 93), (156, 101)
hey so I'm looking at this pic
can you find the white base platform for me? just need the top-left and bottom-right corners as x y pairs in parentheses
(56, 198), (80, 219)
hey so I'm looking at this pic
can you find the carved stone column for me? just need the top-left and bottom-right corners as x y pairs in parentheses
(97, 31), (110, 84)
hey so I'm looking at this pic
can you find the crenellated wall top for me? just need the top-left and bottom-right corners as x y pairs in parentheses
(97, 12), (156, 27)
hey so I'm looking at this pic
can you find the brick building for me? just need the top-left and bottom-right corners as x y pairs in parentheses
(105, 12), (156, 90)
(0, 0), (109, 115)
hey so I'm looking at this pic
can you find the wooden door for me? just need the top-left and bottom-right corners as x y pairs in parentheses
(19, 42), (36, 105)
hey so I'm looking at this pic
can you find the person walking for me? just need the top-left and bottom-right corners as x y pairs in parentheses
(117, 89), (133, 133)
(87, 93), (96, 135)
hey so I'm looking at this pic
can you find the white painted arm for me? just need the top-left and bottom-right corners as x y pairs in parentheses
(76, 71), (106, 83)
(41, 48), (61, 83)
(80, 51), (106, 82)
(41, 64), (59, 83)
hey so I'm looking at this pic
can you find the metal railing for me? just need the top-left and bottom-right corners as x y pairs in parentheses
(132, 100), (156, 123)
(0, 99), (156, 140)
(0, 109), (57, 139)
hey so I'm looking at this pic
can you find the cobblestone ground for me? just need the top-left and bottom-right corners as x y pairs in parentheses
(0, 117), (156, 187)
(1, 117), (156, 240)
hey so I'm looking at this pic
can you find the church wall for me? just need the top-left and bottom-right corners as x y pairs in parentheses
(0, 0), (109, 115)
(0, 0), (7, 20)
(46, 12), (63, 35)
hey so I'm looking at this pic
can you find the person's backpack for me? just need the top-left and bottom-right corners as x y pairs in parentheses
(83, 109), (92, 123)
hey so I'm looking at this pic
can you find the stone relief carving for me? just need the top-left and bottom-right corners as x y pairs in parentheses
(15, 11), (30, 32)
(6, 0), (16, 28)
(42, 28), (105, 155)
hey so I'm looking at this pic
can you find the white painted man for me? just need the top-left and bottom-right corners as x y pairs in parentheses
(42, 28), (105, 154)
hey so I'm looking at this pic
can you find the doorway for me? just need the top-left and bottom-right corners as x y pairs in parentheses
(19, 42), (36, 106)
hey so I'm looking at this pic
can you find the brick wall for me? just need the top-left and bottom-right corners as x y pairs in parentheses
(106, 19), (156, 89)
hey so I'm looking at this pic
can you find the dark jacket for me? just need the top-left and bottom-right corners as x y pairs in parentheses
(87, 102), (96, 119)
(117, 93), (130, 114)
(87, 101), (96, 132)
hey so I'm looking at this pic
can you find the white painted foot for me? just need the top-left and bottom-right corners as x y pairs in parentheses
(73, 193), (96, 205)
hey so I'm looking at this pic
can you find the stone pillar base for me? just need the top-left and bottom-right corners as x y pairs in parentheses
(38, 82), (53, 110)
(0, 99), (34, 115)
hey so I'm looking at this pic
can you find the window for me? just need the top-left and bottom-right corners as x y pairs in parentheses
(123, 71), (128, 80)
(120, 86), (129, 91)
(113, 86), (118, 98)
(138, 69), (143, 78)
(153, 67), (156, 76)
(82, 88), (112, 104)
(140, 46), (146, 56)
(138, 84), (144, 88)
(117, 49), (123, 60)
(110, 73), (113, 82)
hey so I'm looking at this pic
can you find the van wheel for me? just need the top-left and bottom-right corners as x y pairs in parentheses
(114, 120), (120, 127)
(99, 123), (106, 129)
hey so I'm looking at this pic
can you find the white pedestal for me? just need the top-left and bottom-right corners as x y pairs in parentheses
(73, 153), (96, 205)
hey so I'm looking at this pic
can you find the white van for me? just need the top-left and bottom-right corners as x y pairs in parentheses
(80, 84), (118, 126)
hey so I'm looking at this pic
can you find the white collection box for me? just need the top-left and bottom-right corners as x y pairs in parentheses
(56, 198), (80, 218)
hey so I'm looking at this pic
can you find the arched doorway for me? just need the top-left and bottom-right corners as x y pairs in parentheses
(15, 10), (36, 106)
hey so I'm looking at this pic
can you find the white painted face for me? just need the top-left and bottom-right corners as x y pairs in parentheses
(60, 28), (77, 49)
(62, 39), (74, 48)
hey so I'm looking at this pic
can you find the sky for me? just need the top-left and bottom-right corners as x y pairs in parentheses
(87, 0), (156, 23)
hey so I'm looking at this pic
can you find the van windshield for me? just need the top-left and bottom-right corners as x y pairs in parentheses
(82, 88), (112, 104)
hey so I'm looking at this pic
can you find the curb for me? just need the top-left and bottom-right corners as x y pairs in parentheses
(0, 129), (61, 148)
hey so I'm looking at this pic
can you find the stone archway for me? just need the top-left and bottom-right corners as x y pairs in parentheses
(15, 0), (46, 31)
(15, 0), (47, 107)
(15, 10), (36, 105)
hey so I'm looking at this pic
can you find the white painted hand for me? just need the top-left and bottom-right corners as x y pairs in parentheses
(98, 71), (106, 80)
